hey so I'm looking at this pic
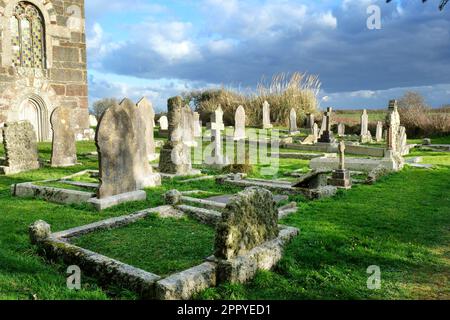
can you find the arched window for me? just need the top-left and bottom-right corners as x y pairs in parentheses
(11, 2), (45, 68)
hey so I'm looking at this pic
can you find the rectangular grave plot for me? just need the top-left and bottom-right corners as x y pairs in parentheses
(72, 214), (215, 277)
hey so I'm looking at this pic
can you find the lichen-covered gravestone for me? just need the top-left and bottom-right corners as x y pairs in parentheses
(159, 96), (198, 175)
(0, 121), (39, 175)
(137, 97), (157, 161)
(95, 98), (160, 200)
(215, 187), (279, 260)
(234, 105), (246, 141)
(50, 106), (77, 167)
(181, 105), (196, 147)
(193, 112), (202, 138)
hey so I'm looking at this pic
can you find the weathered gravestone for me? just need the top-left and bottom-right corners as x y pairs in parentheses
(0, 121), (40, 175)
(381, 100), (404, 171)
(234, 105), (246, 141)
(215, 187), (279, 260)
(94, 99), (161, 204)
(159, 116), (169, 130)
(262, 101), (273, 129)
(376, 121), (383, 142)
(289, 108), (298, 134)
(337, 123), (345, 137)
(159, 97), (199, 175)
(306, 113), (315, 133)
(398, 126), (409, 156)
(182, 105), (196, 147)
(89, 115), (98, 127)
(137, 97), (157, 161)
(50, 106), (77, 167)
(360, 109), (373, 143)
(318, 107), (334, 143)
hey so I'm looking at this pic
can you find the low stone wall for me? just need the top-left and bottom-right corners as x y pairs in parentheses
(11, 182), (95, 205)
(310, 157), (384, 172)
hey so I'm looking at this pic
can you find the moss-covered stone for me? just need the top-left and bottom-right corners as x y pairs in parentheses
(214, 187), (279, 260)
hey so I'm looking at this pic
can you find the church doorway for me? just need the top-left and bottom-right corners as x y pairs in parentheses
(18, 96), (49, 142)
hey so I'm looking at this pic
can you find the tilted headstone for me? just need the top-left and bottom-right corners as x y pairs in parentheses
(289, 108), (298, 134)
(215, 187), (279, 260)
(50, 106), (77, 167)
(136, 97), (157, 161)
(337, 123), (345, 137)
(234, 105), (246, 141)
(158, 116), (169, 131)
(0, 121), (39, 175)
(193, 112), (202, 138)
(360, 109), (372, 143)
(376, 121), (383, 142)
(262, 101), (272, 129)
(96, 99), (160, 199)
(159, 96), (196, 175)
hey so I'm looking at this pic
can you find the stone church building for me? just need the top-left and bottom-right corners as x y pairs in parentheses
(0, 0), (89, 141)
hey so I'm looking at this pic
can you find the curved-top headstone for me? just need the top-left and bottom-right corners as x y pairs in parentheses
(51, 106), (77, 167)
(1, 121), (39, 175)
(159, 116), (169, 130)
(137, 97), (156, 160)
(215, 187), (279, 260)
(96, 98), (160, 198)
(234, 105), (246, 140)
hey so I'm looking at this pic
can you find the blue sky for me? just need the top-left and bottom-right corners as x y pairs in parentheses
(85, 0), (450, 111)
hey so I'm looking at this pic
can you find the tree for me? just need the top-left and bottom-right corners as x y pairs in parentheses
(386, 0), (448, 11)
(90, 98), (118, 120)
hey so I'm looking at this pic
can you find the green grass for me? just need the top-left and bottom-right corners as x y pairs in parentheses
(0, 140), (449, 300)
(73, 215), (215, 277)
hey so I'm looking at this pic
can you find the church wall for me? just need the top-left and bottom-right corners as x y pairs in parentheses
(0, 0), (89, 141)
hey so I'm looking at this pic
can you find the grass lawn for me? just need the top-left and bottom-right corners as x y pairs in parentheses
(0, 140), (449, 300)
(73, 215), (215, 277)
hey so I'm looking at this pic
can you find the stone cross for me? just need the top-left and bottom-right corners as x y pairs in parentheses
(207, 106), (227, 165)
(360, 109), (372, 143)
(289, 108), (298, 133)
(262, 101), (272, 129)
(0, 121), (40, 175)
(136, 97), (156, 161)
(234, 105), (246, 140)
(50, 106), (77, 167)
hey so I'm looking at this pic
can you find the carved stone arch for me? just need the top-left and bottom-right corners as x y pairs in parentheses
(18, 94), (50, 142)
(1, 0), (55, 69)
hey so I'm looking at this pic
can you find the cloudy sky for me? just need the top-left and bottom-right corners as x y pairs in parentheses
(85, 0), (450, 111)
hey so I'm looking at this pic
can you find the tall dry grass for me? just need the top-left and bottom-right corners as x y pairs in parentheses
(185, 72), (321, 127)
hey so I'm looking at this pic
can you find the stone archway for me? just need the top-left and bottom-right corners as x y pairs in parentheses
(18, 95), (49, 142)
